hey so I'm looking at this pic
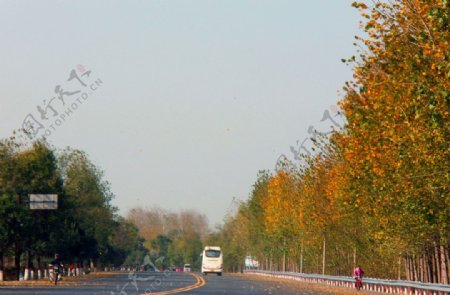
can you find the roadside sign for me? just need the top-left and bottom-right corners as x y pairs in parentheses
(29, 194), (58, 210)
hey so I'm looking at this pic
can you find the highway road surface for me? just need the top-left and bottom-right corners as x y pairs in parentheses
(0, 271), (350, 294)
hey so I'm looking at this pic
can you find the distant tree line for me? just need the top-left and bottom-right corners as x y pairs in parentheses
(127, 207), (208, 270)
(210, 0), (449, 284)
(0, 139), (146, 279)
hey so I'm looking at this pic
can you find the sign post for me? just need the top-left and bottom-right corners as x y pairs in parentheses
(29, 194), (58, 210)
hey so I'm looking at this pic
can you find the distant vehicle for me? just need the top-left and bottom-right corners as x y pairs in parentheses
(201, 246), (223, 276)
(244, 256), (259, 269)
(183, 264), (191, 272)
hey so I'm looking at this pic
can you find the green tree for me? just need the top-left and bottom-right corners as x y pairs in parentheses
(0, 139), (64, 278)
(58, 148), (117, 267)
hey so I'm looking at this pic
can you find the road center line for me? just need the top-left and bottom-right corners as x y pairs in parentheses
(141, 273), (206, 295)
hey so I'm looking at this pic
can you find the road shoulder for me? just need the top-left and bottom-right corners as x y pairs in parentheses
(234, 273), (377, 295)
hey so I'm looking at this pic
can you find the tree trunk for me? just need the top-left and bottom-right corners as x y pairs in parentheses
(316, 253), (320, 274)
(435, 244), (441, 283)
(431, 248), (437, 283)
(441, 245), (448, 284)
(409, 255), (413, 281)
(15, 241), (21, 280)
(405, 256), (411, 281)
(403, 256), (409, 281)
(426, 253), (430, 282)
(447, 245), (450, 284)
(418, 255), (423, 282)
(27, 250), (32, 269)
(414, 255), (418, 281)
(300, 241), (304, 273)
(0, 251), (4, 281)
(15, 195), (22, 281)
(322, 238), (326, 275)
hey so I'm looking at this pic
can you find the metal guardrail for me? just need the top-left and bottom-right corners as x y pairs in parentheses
(245, 270), (450, 295)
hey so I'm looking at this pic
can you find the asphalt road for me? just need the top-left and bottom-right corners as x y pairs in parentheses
(0, 272), (340, 295)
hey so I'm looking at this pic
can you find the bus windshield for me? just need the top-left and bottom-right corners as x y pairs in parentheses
(205, 250), (221, 258)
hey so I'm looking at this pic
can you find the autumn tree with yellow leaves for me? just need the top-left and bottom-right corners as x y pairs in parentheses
(211, 0), (449, 283)
(339, 0), (449, 283)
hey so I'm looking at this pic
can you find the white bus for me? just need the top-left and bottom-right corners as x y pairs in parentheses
(201, 246), (223, 276)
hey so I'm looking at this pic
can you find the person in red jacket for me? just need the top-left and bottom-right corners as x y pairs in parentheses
(353, 265), (365, 290)
(354, 265), (364, 278)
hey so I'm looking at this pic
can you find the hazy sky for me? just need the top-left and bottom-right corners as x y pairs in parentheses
(0, 1), (359, 225)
